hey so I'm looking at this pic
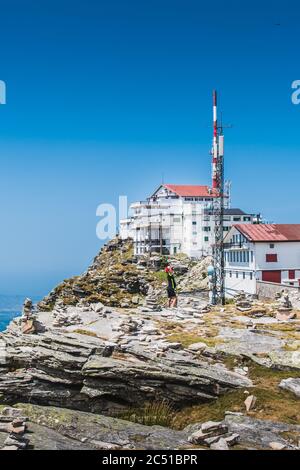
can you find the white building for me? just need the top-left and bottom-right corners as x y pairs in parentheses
(224, 224), (300, 297)
(120, 183), (257, 258)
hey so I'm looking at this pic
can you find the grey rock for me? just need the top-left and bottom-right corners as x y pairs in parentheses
(15, 404), (190, 450)
(0, 325), (252, 413)
(188, 342), (207, 352)
(210, 438), (229, 450)
(225, 414), (300, 450)
(279, 378), (300, 398)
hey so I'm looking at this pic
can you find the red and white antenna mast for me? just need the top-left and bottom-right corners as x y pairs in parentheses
(212, 90), (218, 189)
(211, 89), (225, 305)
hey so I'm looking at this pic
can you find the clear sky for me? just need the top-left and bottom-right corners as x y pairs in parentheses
(0, 0), (299, 296)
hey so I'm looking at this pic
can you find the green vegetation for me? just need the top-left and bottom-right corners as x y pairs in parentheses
(152, 271), (167, 284)
(72, 329), (99, 338)
(172, 361), (300, 430)
(166, 333), (203, 348)
(120, 400), (175, 427)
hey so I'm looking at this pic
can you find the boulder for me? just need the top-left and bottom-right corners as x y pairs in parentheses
(279, 378), (300, 398)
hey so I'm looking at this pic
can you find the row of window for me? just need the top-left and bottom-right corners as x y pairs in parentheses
(226, 271), (253, 280)
(230, 233), (248, 244)
(185, 197), (213, 201)
(225, 250), (254, 263)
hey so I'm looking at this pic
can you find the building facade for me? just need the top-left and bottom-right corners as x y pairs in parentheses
(120, 183), (257, 258)
(224, 224), (300, 297)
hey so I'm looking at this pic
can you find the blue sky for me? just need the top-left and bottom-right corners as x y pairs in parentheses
(0, 0), (299, 296)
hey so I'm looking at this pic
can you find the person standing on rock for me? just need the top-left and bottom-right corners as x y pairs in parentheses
(165, 265), (178, 308)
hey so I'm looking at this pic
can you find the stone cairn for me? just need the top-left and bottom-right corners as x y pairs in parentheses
(188, 420), (239, 450)
(52, 299), (82, 328)
(275, 292), (295, 320)
(20, 298), (36, 334)
(139, 286), (162, 312)
(0, 407), (30, 450)
(235, 291), (253, 312)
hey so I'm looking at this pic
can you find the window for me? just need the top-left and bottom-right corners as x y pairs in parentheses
(230, 271), (232, 278)
(266, 254), (278, 262)
(203, 226), (211, 232)
(233, 217), (241, 221)
(243, 216), (251, 221)
(270, 243), (274, 248)
(243, 272), (246, 279)
(192, 231), (197, 236)
(251, 251), (254, 263)
(250, 272), (253, 280)
(246, 251), (249, 262)
(243, 251), (246, 262)
(204, 236), (209, 242)
(236, 272), (239, 278)
(192, 221), (197, 225)
(223, 226), (229, 231)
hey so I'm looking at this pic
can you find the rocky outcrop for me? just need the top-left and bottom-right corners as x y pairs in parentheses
(0, 404), (191, 450)
(38, 238), (209, 311)
(0, 306), (252, 413)
(38, 238), (155, 310)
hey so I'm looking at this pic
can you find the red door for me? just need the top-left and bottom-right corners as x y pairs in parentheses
(288, 270), (295, 280)
(262, 270), (281, 283)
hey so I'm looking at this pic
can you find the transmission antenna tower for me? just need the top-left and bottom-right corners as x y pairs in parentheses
(211, 90), (225, 305)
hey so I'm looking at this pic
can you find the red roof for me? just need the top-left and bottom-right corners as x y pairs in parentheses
(234, 224), (300, 242)
(163, 184), (218, 197)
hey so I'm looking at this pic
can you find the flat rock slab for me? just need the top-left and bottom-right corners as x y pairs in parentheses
(16, 404), (190, 450)
(212, 327), (286, 356)
(279, 378), (300, 398)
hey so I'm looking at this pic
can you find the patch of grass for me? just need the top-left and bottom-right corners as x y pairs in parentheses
(248, 362), (300, 387)
(279, 430), (300, 446)
(152, 271), (167, 284)
(172, 361), (300, 430)
(72, 329), (98, 338)
(120, 400), (175, 427)
(172, 389), (246, 429)
(166, 333), (204, 348)
(196, 336), (225, 347)
(283, 342), (300, 351)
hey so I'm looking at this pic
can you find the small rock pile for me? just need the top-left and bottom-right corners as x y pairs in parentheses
(188, 420), (239, 450)
(119, 316), (143, 334)
(275, 292), (296, 320)
(235, 291), (253, 312)
(139, 287), (162, 312)
(0, 407), (29, 450)
(52, 300), (82, 327)
(20, 298), (37, 334)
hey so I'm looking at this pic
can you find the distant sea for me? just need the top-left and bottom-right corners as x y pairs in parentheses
(0, 295), (40, 332)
